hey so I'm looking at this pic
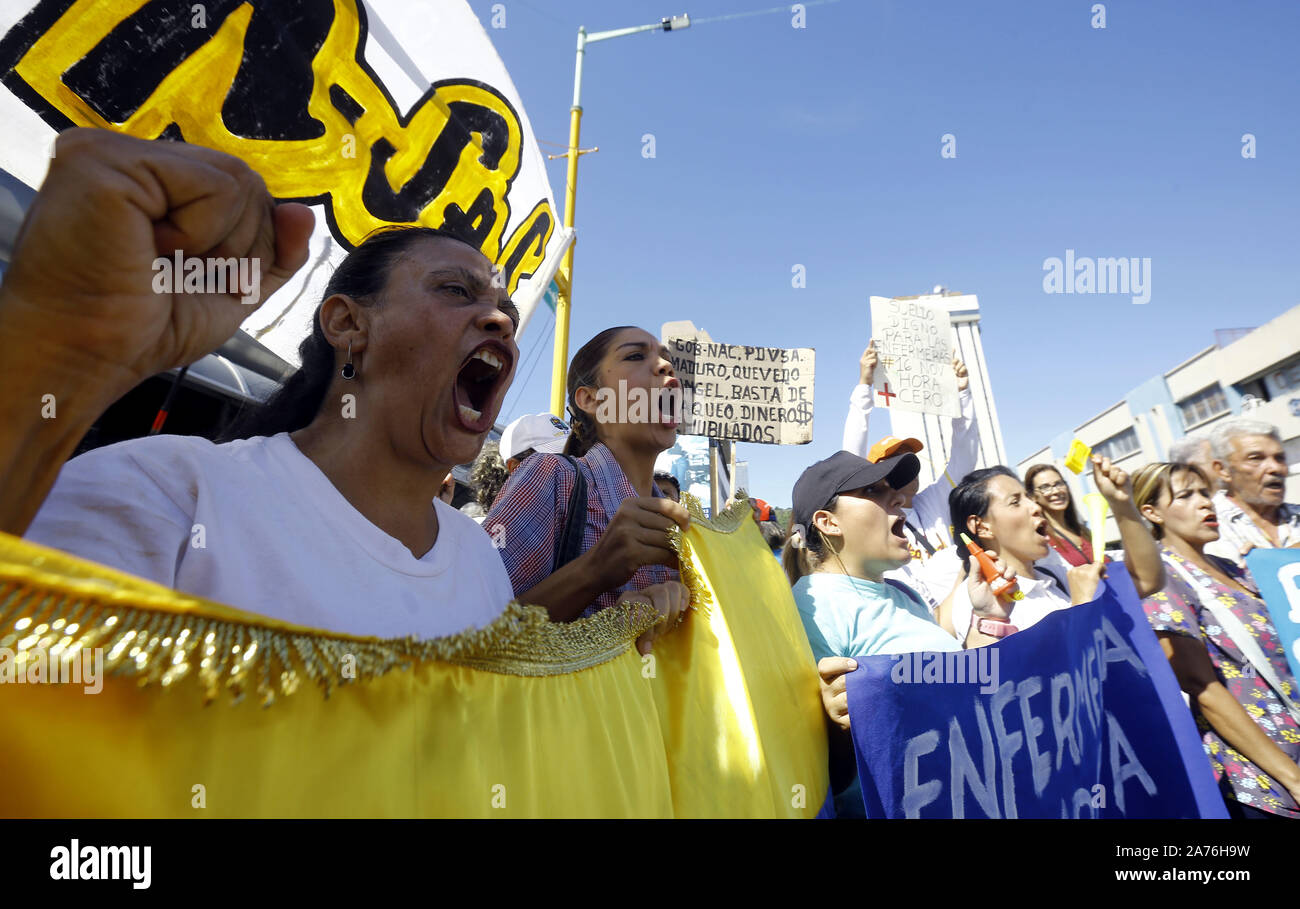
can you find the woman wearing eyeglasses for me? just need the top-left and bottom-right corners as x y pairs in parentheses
(1024, 464), (1101, 567)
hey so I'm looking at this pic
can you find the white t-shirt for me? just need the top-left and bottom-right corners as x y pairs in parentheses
(890, 544), (963, 610)
(25, 433), (514, 639)
(948, 557), (1074, 640)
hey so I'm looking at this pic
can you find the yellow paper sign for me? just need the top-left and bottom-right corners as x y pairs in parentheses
(1064, 439), (1093, 474)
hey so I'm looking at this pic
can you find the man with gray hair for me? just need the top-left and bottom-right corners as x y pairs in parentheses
(1203, 417), (1299, 567)
(1167, 430), (1222, 492)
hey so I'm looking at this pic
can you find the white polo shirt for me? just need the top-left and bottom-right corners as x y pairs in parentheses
(948, 558), (1074, 640)
(1203, 490), (1300, 569)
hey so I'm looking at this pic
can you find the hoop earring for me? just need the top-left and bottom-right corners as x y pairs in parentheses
(341, 341), (355, 380)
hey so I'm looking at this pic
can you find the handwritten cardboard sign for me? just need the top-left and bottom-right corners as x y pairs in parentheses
(869, 296), (959, 418)
(666, 338), (815, 445)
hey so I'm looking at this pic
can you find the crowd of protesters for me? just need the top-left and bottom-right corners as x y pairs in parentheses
(2, 130), (1299, 819)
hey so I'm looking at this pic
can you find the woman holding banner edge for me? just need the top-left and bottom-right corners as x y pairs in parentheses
(783, 448), (1017, 817)
(1133, 461), (1300, 819)
(1, 131), (693, 647)
(944, 456), (1165, 640)
(485, 326), (692, 655)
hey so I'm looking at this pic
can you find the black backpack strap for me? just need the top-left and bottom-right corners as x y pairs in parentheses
(903, 519), (936, 556)
(551, 455), (589, 571)
(882, 577), (930, 611)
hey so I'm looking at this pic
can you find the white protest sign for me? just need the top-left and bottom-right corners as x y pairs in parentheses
(868, 296), (960, 418)
(665, 338), (815, 445)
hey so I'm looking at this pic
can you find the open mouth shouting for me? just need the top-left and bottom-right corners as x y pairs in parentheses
(453, 341), (514, 433)
(889, 514), (908, 541)
(656, 381), (682, 428)
(1033, 518), (1050, 540)
(1262, 477), (1287, 498)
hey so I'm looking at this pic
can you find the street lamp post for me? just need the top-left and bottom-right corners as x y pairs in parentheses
(549, 14), (691, 419)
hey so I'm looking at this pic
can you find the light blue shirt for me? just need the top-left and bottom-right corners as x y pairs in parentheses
(793, 572), (961, 662)
(793, 572), (960, 818)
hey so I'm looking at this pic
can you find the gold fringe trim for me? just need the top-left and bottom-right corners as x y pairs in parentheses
(0, 485), (760, 704)
(0, 533), (665, 704)
(680, 491), (755, 533)
(669, 523), (714, 620)
(655, 491), (755, 621)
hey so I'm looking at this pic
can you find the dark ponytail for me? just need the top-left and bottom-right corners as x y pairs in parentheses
(223, 226), (473, 440)
(948, 466), (1019, 570)
(562, 325), (636, 457)
(222, 316), (334, 439)
(781, 497), (838, 587)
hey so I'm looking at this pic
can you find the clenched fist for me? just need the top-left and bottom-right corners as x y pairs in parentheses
(1, 128), (314, 391)
(0, 129), (314, 533)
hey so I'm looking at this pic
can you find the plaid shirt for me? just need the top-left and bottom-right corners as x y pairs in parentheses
(485, 442), (676, 617)
(1204, 490), (1300, 569)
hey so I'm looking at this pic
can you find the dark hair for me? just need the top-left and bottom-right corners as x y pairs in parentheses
(654, 471), (679, 491)
(781, 495), (839, 586)
(759, 520), (783, 553)
(1024, 464), (1085, 536)
(1132, 461), (1212, 540)
(948, 466), (1020, 570)
(470, 441), (510, 510)
(223, 226), (475, 440)
(563, 326), (637, 457)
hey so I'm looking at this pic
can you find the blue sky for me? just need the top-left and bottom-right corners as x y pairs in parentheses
(471, 0), (1300, 506)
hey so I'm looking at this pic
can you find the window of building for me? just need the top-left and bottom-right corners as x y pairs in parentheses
(1093, 426), (1140, 461)
(1178, 384), (1230, 428)
(1236, 378), (1271, 405)
(1270, 359), (1300, 394)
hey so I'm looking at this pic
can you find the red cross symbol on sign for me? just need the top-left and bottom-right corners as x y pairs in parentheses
(878, 383), (897, 406)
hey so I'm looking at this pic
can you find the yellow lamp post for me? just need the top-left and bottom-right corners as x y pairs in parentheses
(549, 14), (692, 418)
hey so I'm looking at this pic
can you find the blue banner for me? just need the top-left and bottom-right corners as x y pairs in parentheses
(1246, 548), (1300, 687)
(846, 566), (1227, 818)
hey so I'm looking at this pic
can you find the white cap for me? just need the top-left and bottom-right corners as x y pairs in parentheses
(500, 413), (570, 461)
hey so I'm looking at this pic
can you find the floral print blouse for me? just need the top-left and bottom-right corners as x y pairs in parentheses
(1141, 544), (1300, 818)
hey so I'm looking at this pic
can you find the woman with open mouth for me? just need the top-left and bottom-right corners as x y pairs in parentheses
(945, 456), (1163, 639)
(783, 449), (1016, 818)
(1024, 463), (1102, 567)
(486, 326), (691, 655)
(10, 129), (521, 640)
(1133, 461), (1300, 819)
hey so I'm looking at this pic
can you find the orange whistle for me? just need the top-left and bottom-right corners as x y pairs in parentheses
(960, 533), (1021, 600)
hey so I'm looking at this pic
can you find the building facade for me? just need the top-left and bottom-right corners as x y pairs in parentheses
(1017, 302), (1300, 542)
